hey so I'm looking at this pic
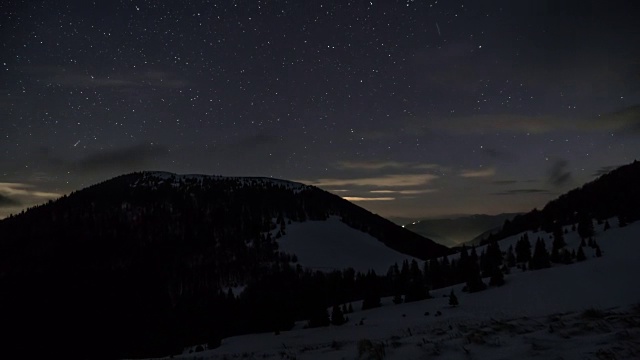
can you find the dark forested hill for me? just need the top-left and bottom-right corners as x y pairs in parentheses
(0, 171), (448, 358)
(487, 160), (640, 243)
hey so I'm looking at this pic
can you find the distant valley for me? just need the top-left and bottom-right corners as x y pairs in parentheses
(402, 213), (520, 247)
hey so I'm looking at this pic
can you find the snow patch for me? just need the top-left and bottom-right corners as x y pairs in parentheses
(278, 216), (417, 273)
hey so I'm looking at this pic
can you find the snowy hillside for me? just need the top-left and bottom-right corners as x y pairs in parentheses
(278, 216), (417, 273)
(172, 220), (640, 360)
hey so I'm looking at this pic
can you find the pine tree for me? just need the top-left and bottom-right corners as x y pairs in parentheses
(347, 303), (353, 313)
(455, 245), (469, 286)
(361, 271), (381, 310)
(428, 258), (443, 289)
(489, 265), (505, 286)
(480, 250), (490, 277)
(530, 238), (551, 270)
(618, 215), (627, 228)
(307, 307), (330, 328)
(515, 235), (532, 263)
(577, 214), (594, 240)
(506, 245), (516, 268)
(449, 290), (458, 307)
(410, 259), (423, 282)
(405, 259), (428, 302)
(595, 245), (602, 257)
(470, 246), (479, 264)
(603, 220), (611, 231)
(464, 247), (486, 293)
(331, 305), (346, 326)
(422, 260), (432, 290)
(577, 246), (586, 262)
(439, 256), (451, 286)
(552, 224), (566, 251)
(389, 263), (403, 304)
(550, 246), (561, 264)
(459, 245), (469, 266)
(400, 260), (410, 282)
(392, 293), (403, 304)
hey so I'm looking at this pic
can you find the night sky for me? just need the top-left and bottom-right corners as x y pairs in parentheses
(1, 0), (639, 220)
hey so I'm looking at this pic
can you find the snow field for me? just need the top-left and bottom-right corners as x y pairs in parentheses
(171, 220), (640, 359)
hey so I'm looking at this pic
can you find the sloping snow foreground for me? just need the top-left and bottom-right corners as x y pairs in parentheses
(277, 216), (417, 273)
(170, 221), (640, 360)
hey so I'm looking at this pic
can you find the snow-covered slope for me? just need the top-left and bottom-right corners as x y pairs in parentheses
(278, 216), (417, 273)
(174, 220), (640, 360)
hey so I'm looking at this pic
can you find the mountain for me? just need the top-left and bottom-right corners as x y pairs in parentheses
(402, 213), (520, 247)
(0, 171), (448, 358)
(487, 160), (640, 243)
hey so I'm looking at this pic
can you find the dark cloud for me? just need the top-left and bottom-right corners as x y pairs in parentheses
(0, 194), (21, 207)
(75, 144), (169, 174)
(492, 180), (518, 185)
(494, 189), (549, 196)
(23, 66), (188, 89)
(547, 159), (572, 188)
(603, 105), (640, 134)
(480, 146), (508, 160)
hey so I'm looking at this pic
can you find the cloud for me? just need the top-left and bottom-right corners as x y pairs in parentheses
(304, 174), (439, 188)
(460, 168), (496, 178)
(415, 105), (640, 136)
(0, 183), (61, 218)
(592, 165), (621, 177)
(0, 194), (20, 207)
(343, 197), (396, 202)
(547, 159), (572, 188)
(336, 161), (441, 171)
(434, 114), (565, 134)
(492, 180), (518, 185)
(370, 189), (436, 195)
(494, 189), (550, 196)
(480, 146), (508, 160)
(25, 66), (188, 89)
(600, 105), (640, 133)
(75, 144), (168, 174)
(0, 183), (61, 198)
(0, 183), (60, 216)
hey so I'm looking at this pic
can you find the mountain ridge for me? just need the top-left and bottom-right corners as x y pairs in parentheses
(485, 160), (640, 243)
